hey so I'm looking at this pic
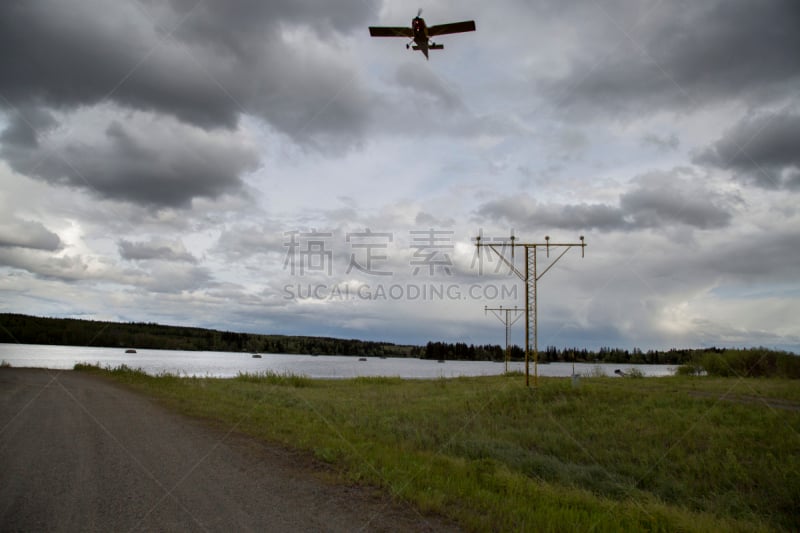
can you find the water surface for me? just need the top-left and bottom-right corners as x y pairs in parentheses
(0, 343), (676, 379)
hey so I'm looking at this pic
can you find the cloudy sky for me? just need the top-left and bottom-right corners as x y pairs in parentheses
(1, 0), (799, 352)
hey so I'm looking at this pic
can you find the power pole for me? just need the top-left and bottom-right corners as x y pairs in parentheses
(484, 305), (524, 373)
(475, 234), (586, 387)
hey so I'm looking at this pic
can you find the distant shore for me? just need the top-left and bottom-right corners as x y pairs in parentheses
(2, 313), (798, 368)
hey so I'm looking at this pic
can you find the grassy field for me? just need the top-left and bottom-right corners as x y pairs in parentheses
(77, 365), (800, 532)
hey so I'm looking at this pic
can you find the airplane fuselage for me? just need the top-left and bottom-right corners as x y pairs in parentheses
(412, 17), (430, 57)
(410, 17), (444, 58)
(412, 17), (427, 40)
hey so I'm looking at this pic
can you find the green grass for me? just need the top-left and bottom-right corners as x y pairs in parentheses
(234, 370), (314, 387)
(76, 363), (800, 532)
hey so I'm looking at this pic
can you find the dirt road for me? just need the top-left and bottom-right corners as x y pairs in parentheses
(0, 369), (457, 532)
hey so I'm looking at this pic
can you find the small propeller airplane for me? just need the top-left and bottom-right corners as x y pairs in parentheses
(369, 9), (476, 59)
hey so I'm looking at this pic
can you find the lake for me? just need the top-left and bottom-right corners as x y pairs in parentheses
(0, 343), (676, 379)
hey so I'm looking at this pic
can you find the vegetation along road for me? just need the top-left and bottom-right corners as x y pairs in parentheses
(0, 368), (456, 532)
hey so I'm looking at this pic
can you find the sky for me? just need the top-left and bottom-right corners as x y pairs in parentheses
(1, 0), (799, 352)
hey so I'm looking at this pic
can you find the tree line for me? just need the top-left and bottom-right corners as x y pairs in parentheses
(422, 342), (797, 368)
(0, 314), (420, 357)
(421, 341), (696, 363)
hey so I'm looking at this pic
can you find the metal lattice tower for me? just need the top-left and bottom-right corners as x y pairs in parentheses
(475, 235), (586, 386)
(484, 305), (524, 373)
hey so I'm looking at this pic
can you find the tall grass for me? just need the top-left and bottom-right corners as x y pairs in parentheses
(235, 370), (312, 387)
(73, 362), (179, 380)
(74, 362), (149, 376)
(76, 365), (800, 531)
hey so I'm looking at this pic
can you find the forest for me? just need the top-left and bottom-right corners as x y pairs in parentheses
(0, 314), (420, 357)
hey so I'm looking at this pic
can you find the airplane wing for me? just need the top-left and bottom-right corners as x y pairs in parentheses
(427, 20), (476, 37)
(369, 26), (414, 38)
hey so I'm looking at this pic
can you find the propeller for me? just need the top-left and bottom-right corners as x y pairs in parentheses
(416, 8), (423, 17)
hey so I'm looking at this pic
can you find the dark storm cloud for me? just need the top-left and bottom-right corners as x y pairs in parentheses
(0, 1), (236, 128)
(0, 0), (375, 139)
(164, 0), (373, 51)
(477, 197), (624, 231)
(641, 226), (800, 285)
(118, 238), (197, 263)
(475, 170), (734, 231)
(246, 44), (370, 150)
(1, 115), (259, 208)
(0, 219), (62, 251)
(619, 172), (734, 229)
(0, 106), (58, 148)
(694, 112), (800, 190)
(540, 0), (800, 115)
(694, 230), (800, 283)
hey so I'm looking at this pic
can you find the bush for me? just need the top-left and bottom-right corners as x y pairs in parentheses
(776, 354), (800, 379)
(700, 353), (736, 377)
(73, 362), (102, 372)
(588, 365), (607, 377)
(675, 363), (703, 376)
(625, 367), (645, 378)
(696, 348), (800, 378)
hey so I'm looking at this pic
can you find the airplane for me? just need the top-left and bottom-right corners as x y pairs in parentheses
(369, 9), (476, 59)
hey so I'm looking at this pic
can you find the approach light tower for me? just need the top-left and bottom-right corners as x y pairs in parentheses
(475, 234), (586, 387)
(484, 305), (524, 373)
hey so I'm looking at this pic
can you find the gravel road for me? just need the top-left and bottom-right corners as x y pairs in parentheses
(0, 368), (458, 532)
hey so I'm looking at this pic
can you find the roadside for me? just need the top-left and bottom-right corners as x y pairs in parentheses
(0, 368), (459, 532)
